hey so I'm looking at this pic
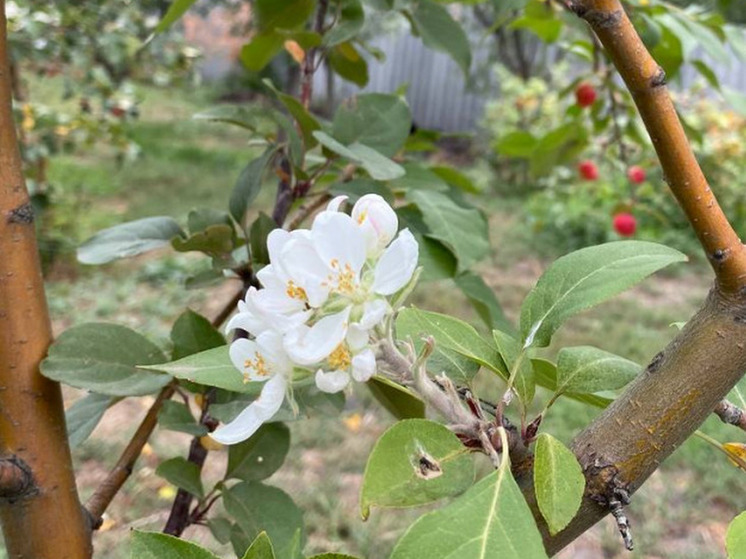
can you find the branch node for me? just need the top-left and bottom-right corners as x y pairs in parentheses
(6, 201), (34, 225)
(650, 67), (667, 88)
(646, 351), (664, 374)
(0, 456), (35, 502)
(583, 9), (623, 29)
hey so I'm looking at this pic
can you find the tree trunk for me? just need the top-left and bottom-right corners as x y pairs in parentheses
(0, 3), (92, 557)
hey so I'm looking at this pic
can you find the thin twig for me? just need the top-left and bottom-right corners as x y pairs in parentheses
(288, 193), (332, 230)
(86, 382), (176, 527)
(714, 399), (746, 432)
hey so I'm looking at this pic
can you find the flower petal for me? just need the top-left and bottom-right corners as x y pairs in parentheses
(210, 375), (286, 444)
(372, 228), (419, 295)
(284, 307), (350, 365)
(326, 195), (348, 212)
(358, 298), (389, 330)
(280, 234), (331, 307)
(352, 348), (376, 382)
(346, 323), (369, 351)
(266, 229), (291, 266)
(312, 211), (366, 276)
(315, 369), (351, 393)
(352, 194), (398, 256)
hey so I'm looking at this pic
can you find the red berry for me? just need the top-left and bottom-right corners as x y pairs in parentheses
(627, 165), (646, 184)
(110, 106), (126, 118)
(578, 160), (599, 181)
(575, 82), (597, 108)
(613, 212), (637, 237)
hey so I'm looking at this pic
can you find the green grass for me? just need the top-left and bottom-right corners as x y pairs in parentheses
(23, 80), (744, 558)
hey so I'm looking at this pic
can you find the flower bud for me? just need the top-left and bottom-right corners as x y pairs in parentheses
(352, 194), (398, 256)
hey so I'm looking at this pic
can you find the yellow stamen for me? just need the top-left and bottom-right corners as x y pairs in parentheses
(325, 261), (356, 294)
(328, 344), (351, 371)
(242, 352), (271, 382)
(286, 280), (308, 302)
(356, 209), (368, 224)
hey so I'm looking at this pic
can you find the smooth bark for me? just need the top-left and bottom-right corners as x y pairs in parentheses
(0, 2), (92, 556)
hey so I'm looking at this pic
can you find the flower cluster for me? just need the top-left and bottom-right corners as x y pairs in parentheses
(210, 194), (419, 444)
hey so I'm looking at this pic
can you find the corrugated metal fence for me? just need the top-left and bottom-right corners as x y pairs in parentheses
(311, 29), (746, 132)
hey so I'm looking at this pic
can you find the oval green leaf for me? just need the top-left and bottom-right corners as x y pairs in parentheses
(226, 423), (291, 482)
(224, 482), (304, 559)
(130, 531), (219, 558)
(728, 511), (746, 559)
(41, 323), (171, 396)
(520, 241), (686, 348)
(556, 346), (640, 396)
(77, 217), (184, 265)
(390, 454), (547, 558)
(360, 419), (474, 520)
(534, 433), (585, 535)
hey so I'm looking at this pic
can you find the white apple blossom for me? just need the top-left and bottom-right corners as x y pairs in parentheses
(210, 331), (291, 445)
(216, 193), (420, 441)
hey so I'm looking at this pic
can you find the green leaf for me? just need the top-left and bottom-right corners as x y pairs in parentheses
(454, 272), (513, 333)
(532, 359), (614, 409)
(231, 148), (277, 224)
(154, 0), (198, 33)
(324, 0), (365, 46)
(170, 309), (226, 360)
(398, 206), (457, 281)
(130, 531), (219, 558)
(367, 376), (426, 419)
(172, 224), (235, 256)
(263, 80), (321, 149)
(430, 165), (480, 193)
(158, 400), (207, 437)
(332, 93), (412, 157)
(534, 433), (585, 535)
(493, 330), (534, 406)
(77, 217), (183, 265)
(240, 33), (285, 72)
(389, 162), (449, 192)
(143, 346), (261, 394)
(496, 130), (538, 158)
(308, 555), (360, 559)
(360, 419), (474, 519)
(396, 308), (506, 378)
(555, 346), (639, 395)
(255, 0), (316, 31)
(692, 59), (720, 89)
(66, 392), (114, 448)
(41, 323), (170, 396)
(226, 423), (291, 482)
(329, 43), (369, 87)
(313, 132), (404, 180)
(408, 0), (471, 76)
(727, 511), (746, 559)
(224, 482), (304, 559)
(250, 212), (278, 266)
(520, 241), (686, 348)
(510, 0), (563, 43)
(390, 446), (547, 558)
(192, 105), (272, 131)
(208, 517), (234, 545)
(242, 532), (276, 559)
(156, 457), (205, 498)
(407, 190), (490, 271)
